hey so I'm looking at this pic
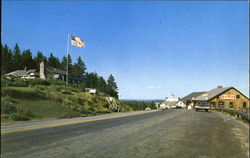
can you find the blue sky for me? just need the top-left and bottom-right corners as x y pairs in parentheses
(2, 1), (249, 99)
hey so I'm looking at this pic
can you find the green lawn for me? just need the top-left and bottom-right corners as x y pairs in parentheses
(1, 85), (132, 122)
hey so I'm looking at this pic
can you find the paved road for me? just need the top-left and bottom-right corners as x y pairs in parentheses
(1, 110), (249, 158)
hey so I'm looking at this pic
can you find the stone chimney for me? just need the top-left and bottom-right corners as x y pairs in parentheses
(40, 61), (46, 80)
(217, 86), (223, 88)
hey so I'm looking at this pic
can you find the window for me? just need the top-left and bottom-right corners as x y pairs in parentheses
(243, 102), (247, 108)
(236, 95), (240, 99)
(229, 102), (233, 108)
(219, 101), (224, 107)
(210, 102), (216, 106)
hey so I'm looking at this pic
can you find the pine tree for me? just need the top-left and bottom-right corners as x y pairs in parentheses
(47, 53), (61, 68)
(71, 56), (86, 77)
(1, 44), (13, 74)
(12, 43), (22, 70)
(107, 74), (118, 98)
(86, 72), (98, 88)
(21, 49), (36, 69)
(34, 51), (46, 69)
(98, 76), (107, 93)
(61, 56), (68, 70)
(61, 54), (73, 74)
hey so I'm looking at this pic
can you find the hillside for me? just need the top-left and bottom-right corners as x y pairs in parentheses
(1, 83), (132, 122)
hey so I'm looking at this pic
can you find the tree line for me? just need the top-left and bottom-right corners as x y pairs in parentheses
(122, 100), (156, 110)
(1, 43), (119, 98)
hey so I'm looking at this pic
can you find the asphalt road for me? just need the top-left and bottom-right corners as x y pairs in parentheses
(1, 110), (249, 158)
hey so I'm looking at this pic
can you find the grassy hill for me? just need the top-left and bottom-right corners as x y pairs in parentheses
(1, 83), (132, 122)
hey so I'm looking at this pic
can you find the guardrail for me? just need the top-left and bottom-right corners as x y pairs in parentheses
(214, 107), (250, 123)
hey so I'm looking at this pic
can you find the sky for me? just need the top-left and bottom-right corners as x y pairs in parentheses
(2, 1), (249, 99)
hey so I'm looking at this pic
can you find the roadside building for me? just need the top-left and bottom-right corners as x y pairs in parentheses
(193, 86), (249, 113)
(5, 68), (38, 79)
(160, 97), (179, 109)
(181, 91), (206, 109)
(40, 61), (85, 84)
(176, 100), (186, 108)
(182, 86), (249, 113)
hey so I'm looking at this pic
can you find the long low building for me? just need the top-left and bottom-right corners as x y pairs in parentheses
(182, 86), (249, 113)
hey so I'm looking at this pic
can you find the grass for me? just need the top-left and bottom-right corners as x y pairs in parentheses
(13, 98), (79, 119)
(1, 85), (132, 122)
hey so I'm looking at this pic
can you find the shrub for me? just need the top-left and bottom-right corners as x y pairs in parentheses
(9, 113), (29, 121)
(47, 79), (65, 85)
(11, 79), (28, 87)
(61, 90), (72, 94)
(1, 97), (17, 114)
(27, 79), (50, 86)
(59, 111), (80, 118)
(16, 105), (32, 117)
(1, 114), (9, 120)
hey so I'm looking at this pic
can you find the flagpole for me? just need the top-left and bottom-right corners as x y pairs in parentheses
(66, 33), (70, 85)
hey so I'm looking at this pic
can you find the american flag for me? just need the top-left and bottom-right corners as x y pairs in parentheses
(71, 36), (85, 48)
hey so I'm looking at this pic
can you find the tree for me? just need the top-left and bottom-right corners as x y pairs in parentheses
(61, 56), (68, 70)
(47, 53), (61, 68)
(61, 54), (73, 73)
(1, 44), (13, 74)
(34, 51), (46, 69)
(85, 72), (98, 88)
(97, 76), (107, 93)
(12, 43), (22, 70)
(107, 74), (118, 98)
(21, 49), (36, 69)
(71, 56), (86, 77)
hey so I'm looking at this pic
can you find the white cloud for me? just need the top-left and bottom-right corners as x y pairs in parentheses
(146, 85), (161, 89)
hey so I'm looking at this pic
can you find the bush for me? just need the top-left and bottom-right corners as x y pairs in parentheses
(61, 90), (72, 94)
(1, 97), (17, 114)
(47, 79), (65, 85)
(27, 79), (50, 86)
(9, 113), (29, 121)
(1, 114), (9, 120)
(16, 105), (32, 117)
(59, 111), (80, 118)
(11, 79), (28, 87)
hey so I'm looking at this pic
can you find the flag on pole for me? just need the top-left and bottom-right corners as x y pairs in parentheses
(71, 36), (85, 48)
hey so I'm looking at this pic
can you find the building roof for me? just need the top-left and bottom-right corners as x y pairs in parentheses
(5, 69), (37, 76)
(46, 67), (66, 75)
(163, 101), (178, 106)
(181, 91), (207, 102)
(194, 87), (232, 101)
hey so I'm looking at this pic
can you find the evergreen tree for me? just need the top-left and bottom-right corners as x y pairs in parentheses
(61, 56), (68, 70)
(1, 44), (13, 74)
(97, 76), (107, 93)
(47, 53), (61, 68)
(12, 43), (22, 70)
(34, 51), (46, 69)
(71, 56), (86, 77)
(21, 49), (36, 69)
(86, 72), (98, 88)
(107, 74), (118, 98)
(61, 54), (73, 73)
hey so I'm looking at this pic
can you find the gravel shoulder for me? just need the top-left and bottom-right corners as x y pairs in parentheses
(1, 110), (249, 158)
